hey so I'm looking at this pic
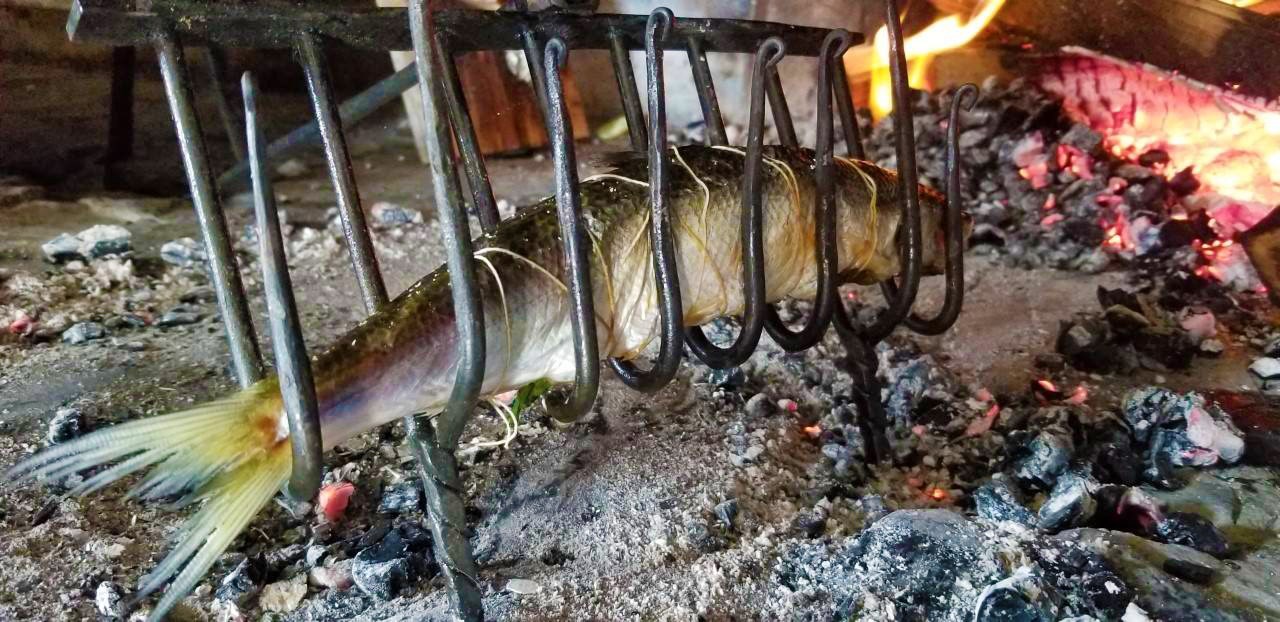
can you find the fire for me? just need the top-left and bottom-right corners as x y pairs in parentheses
(1039, 49), (1280, 233)
(844, 0), (1007, 119)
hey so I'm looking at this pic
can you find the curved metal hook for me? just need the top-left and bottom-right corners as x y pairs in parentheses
(242, 72), (323, 505)
(607, 7), (686, 392)
(540, 37), (602, 422)
(835, 0), (923, 344)
(684, 36), (784, 369)
(901, 83), (977, 335)
(763, 29), (852, 352)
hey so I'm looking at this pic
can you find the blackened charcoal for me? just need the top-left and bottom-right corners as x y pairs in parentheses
(713, 498), (739, 530)
(215, 558), (263, 606)
(1138, 149), (1170, 168)
(1094, 443), (1142, 486)
(1081, 571), (1133, 619)
(1115, 164), (1155, 181)
(286, 588), (369, 621)
(160, 237), (206, 268)
(46, 407), (83, 445)
(1168, 167), (1201, 196)
(1162, 558), (1217, 584)
(156, 306), (201, 327)
(844, 510), (997, 619)
(356, 529), (407, 565)
(104, 314), (146, 330)
(1134, 328), (1198, 371)
(974, 479), (1035, 526)
(792, 506), (828, 539)
(706, 366), (747, 389)
(1097, 287), (1143, 313)
(1014, 431), (1074, 491)
(975, 587), (1051, 622)
(76, 225), (132, 259)
(1124, 178), (1166, 210)
(1153, 512), (1230, 558)
(350, 558), (408, 601)
(378, 480), (423, 515)
(1060, 123), (1103, 154)
(41, 233), (82, 263)
(62, 322), (106, 345)
(1037, 471), (1098, 532)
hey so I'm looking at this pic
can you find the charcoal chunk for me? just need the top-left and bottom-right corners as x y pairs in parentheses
(214, 558), (263, 606)
(62, 322), (106, 345)
(1153, 512), (1229, 558)
(47, 407), (83, 445)
(973, 479), (1035, 526)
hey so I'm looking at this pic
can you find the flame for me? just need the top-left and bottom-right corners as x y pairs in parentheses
(1219, 0), (1262, 6)
(845, 0), (1008, 119)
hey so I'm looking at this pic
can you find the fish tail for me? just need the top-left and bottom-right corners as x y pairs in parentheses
(7, 381), (290, 620)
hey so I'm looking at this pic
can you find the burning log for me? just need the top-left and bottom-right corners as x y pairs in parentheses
(1242, 206), (1280, 303)
(986, 0), (1280, 100)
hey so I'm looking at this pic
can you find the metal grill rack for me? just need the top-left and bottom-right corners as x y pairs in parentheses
(65, 0), (973, 619)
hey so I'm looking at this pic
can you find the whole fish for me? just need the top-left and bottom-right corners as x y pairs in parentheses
(9, 145), (956, 618)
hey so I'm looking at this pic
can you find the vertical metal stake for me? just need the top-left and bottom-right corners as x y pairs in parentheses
(155, 33), (263, 388)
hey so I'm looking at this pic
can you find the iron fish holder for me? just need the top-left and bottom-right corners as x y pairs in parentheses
(65, 0), (974, 618)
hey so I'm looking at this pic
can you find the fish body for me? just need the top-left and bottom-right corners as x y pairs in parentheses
(9, 145), (949, 619)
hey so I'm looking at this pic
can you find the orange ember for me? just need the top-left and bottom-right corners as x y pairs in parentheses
(1039, 49), (1280, 236)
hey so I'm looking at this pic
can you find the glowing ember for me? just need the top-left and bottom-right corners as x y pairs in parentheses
(1066, 385), (1089, 405)
(927, 487), (949, 501)
(1039, 49), (1280, 228)
(802, 424), (822, 439)
(317, 481), (355, 522)
(1037, 379), (1058, 393)
(843, 0), (1007, 119)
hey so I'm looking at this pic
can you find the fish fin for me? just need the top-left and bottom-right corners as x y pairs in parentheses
(7, 382), (290, 621)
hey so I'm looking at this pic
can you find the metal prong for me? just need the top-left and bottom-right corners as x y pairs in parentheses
(542, 36), (602, 423)
(607, 7), (686, 391)
(686, 35), (727, 146)
(155, 32), (263, 388)
(243, 72), (323, 503)
(683, 36), (783, 369)
(297, 31), (390, 312)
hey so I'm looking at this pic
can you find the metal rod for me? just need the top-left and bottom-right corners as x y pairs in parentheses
(684, 36), (782, 369)
(409, 1), (486, 618)
(296, 32), (390, 311)
(542, 37), (602, 423)
(437, 35), (501, 234)
(686, 35), (727, 146)
(521, 26), (551, 127)
(609, 29), (648, 152)
(763, 30), (851, 352)
(217, 63), (420, 191)
(155, 34), (263, 388)
(206, 46), (247, 162)
(606, 7), (684, 391)
(842, 0), (923, 343)
(903, 84), (976, 335)
(764, 64), (798, 148)
(242, 72), (323, 504)
(105, 46), (135, 167)
(830, 58), (866, 160)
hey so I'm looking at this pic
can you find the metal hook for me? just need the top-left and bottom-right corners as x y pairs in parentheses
(242, 72), (323, 504)
(542, 37), (602, 422)
(835, 0), (924, 344)
(684, 36), (783, 370)
(607, 7), (687, 392)
(763, 29), (852, 353)
(901, 83), (977, 335)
